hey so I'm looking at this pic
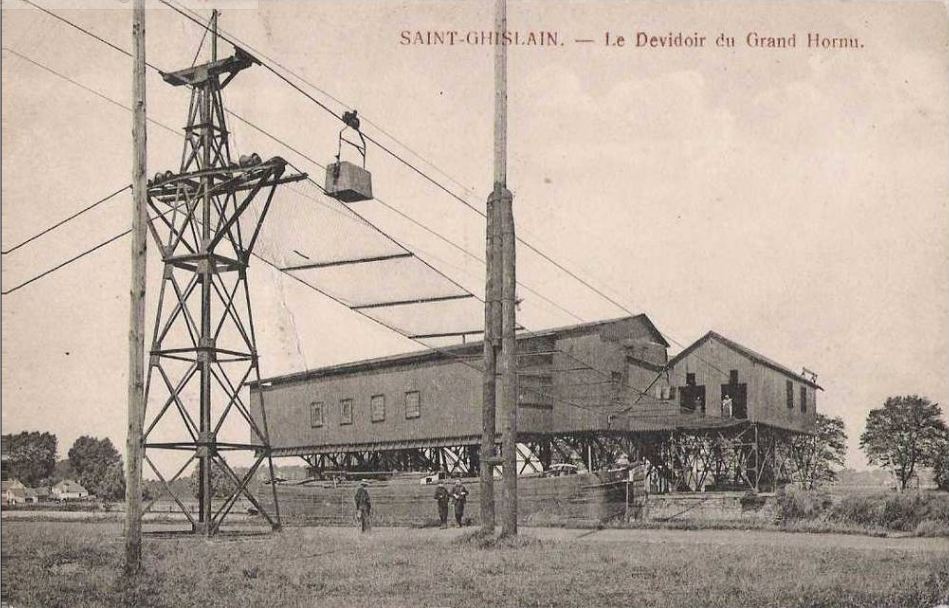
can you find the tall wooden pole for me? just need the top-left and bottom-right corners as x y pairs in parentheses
(125, 0), (147, 575)
(480, 196), (498, 533)
(496, 0), (519, 537)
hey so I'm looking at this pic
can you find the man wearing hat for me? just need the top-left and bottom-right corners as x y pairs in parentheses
(354, 480), (372, 533)
(450, 479), (469, 527)
(433, 481), (451, 529)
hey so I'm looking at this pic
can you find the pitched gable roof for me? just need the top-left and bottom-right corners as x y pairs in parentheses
(2, 479), (24, 492)
(669, 331), (823, 390)
(53, 480), (88, 493)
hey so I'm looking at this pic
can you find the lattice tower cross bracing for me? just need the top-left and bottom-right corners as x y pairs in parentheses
(140, 18), (305, 535)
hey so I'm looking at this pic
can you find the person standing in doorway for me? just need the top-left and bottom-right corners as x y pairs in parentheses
(450, 479), (469, 527)
(354, 481), (371, 533)
(434, 481), (450, 528)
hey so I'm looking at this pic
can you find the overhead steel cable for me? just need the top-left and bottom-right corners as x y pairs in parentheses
(4, 42), (668, 409)
(252, 253), (682, 418)
(152, 0), (734, 385)
(2, 231), (131, 296)
(1, 197), (189, 296)
(286, 176), (669, 404)
(9, 3), (685, 401)
(286, 161), (482, 306)
(9, 7), (712, 417)
(1, 48), (180, 140)
(16, 0), (163, 72)
(227, 109), (586, 324)
(1, 182), (131, 255)
(17, 0), (730, 389)
(160, 0), (481, 201)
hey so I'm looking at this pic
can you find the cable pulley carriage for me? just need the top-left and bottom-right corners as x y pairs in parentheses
(325, 110), (373, 203)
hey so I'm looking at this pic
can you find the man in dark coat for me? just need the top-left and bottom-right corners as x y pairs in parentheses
(434, 481), (450, 528)
(450, 479), (469, 527)
(354, 481), (371, 533)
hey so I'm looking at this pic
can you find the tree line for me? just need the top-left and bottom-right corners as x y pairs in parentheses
(2, 433), (126, 500)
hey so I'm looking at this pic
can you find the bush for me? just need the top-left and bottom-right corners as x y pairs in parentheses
(831, 492), (949, 532)
(915, 519), (949, 537)
(774, 487), (949, 535)
(775, 485), (833, 521)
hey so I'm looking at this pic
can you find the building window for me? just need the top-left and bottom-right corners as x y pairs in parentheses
(686, 373), (696, 386)
(309, 402), (324, 428)
(669, 386), (677, 401)
(800, 386), (807, 413)
(729, 370), (739, 386)
(680, 385), (706, 414)
(786, 380), (794, 409)
(370, 394), (386, 422)
(339, 398), (353, 425)
(405, 391), (420, 419)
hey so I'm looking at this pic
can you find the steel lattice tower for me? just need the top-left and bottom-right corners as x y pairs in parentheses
(141, 20), (305, 535)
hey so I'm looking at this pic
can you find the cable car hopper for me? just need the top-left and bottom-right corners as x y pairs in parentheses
(325, 110), (373, 202)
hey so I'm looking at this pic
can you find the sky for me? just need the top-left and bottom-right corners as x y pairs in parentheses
(2, 0), (947, 473)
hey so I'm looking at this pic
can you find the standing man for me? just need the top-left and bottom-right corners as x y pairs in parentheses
(434, 481), (450, 529)
(354, 481), (371, 533)
(451, 479), (469, 527)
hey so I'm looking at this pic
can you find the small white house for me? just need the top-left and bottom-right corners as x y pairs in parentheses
(2, 479), (26, 505)
(52, 480), (89, 501)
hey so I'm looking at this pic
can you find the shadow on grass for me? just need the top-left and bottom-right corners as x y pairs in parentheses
(452, 528), (543, 550)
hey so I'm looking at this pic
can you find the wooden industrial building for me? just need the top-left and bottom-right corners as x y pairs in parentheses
(250, 316), (821, 492)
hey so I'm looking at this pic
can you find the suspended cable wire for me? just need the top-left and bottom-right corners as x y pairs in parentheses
(1, 197), (191, 296)
(2, 231), (130, 295)
(2, 43), (669, 407)
(8, 5), (694, 399)
(1, 182), (130, 255)
(1, 48), (180, 139)
(9, 6), (729, 416)
(189, 12), (212, 67)
(151, 0), (733, 384)
(15, 0), (162, 72)
(161, 0), (481, 201)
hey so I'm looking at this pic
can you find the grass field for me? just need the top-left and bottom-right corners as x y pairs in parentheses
(2, 521), (948, 608)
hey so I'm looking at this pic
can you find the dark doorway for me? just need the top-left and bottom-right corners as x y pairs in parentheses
(680, 385), (706, 414)
(721, 383), (748, 419)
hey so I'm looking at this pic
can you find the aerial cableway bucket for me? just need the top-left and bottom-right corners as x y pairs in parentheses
(325, 110), (373, 203)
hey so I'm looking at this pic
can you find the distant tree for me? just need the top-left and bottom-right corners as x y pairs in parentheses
(788, 414), (848, 489)
(860, 395), (948, 491)
(50, 459), (76, 485)
(934, 441), (949, 492)
(94, 461), (126, 501)
(189, 463), (238, 499)
(2, 431), (57, 486)
(68, 436), (123, 498)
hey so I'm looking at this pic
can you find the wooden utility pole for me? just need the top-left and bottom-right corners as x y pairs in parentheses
(482, 0), (514, 535)
(495, 0), (519, 537)
(125, 0), (147, 575)
(480, 194), (498, 533)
